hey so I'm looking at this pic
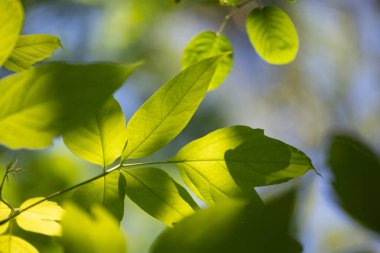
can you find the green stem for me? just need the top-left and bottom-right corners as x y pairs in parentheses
(218, 0), (254, 34)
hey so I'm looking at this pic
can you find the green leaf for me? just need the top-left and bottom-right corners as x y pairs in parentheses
(0, 236), (38, 253)
(122, 56), (223, 160)
(63, 98), (127, 167)
(225, 134), (313, 188)
(61, 203), (127, 253)
(0, 0), (23, 66)
(171, 126), (265, 205)
(71, 172), (126, 221)
(0, 202), (11, 235)
(182, 31), (233, 90)
(3, 34), (62, 72)
(219, 0), (239, 6)
(246, 6), (299, 64)
(122, 167), (198, 226)
(0, 62), (137, 149)
(151, 198), (302, 253)
(16, 197), (64, 237)
(328, 135), (380, 233)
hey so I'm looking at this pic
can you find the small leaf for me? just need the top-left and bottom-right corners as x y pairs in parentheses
(0, 235), (38, 253)
(219, 0), (239, 6)
(246, 6), (299, 64)
(182, 31), (233, 90)
(122, 56), (223, 159)
(71, 172), (126, 221)
(122, 167), (197, 226)
(61, 203), (127, 253)
(3, 34), (62, 72)
(63, 98), (127, 167)
(0, 202), (11, 235)
(0, 0), (23, 65)
(328, 135), (380, 233)
(16, 197), (64, 236)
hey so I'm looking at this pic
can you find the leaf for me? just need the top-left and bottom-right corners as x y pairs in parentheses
(246, 6), (299, 64)
(3, 34), (62, 72)
(0, 236), (38, 253)
(219, 0), (239, 6)
(0, 0), (23, 66)
(122, 56), (223, 160)
(61, 203), (127, 253)
(170, 126), (265, 205)
(151, 198), (302, 253)
(122, 167), (197, 226)
(63, 98), (127, 167)
(16, 197), (64, 236)
(225, 134), (313, 188)
(0, 62), (138, 149)
(328, 135), (380, 233)
(182, 31), (233, 90)
(71, 172), (126, 221)
(0, 202), (11, 235)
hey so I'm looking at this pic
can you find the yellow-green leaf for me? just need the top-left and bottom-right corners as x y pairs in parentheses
(63, 98), (127, 167)
(182, 31), (233, 90)
(246, 6), (299, 64)
(3, 34), (62, 72)
(0, 203), (11, 235)
(0, 236), (38, 253)
(219, 0), (239, 6)
(16, 197), (64, 236)
(0, 0), (23, 66)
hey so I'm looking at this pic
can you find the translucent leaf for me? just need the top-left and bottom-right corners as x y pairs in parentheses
(71, 172), (126, 221)
(63, 98), (127, 167)
(171, 126), (265, 205)
(182, 31), (233, 90)
(61, 203), (126, 253)
(0, 0), (23, 65)
(329, 135), (380, 233)
(122, 168), (197, 226)
(122, 56), (223, 159)
(16, 197), (64, 236)
(246, 6), (299, 64)
(3, 34), (62, 72)
(0, 202), (11, 235)
(0, 62), (137, 149)
(0, 235), (38, 253)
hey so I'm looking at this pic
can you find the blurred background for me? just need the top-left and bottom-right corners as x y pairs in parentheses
(1, 0), (380, 252)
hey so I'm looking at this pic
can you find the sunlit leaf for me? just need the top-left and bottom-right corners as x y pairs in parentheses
(16, 197), (64, 236)
(122, 167), (197, 226)
(63, 98), (127, 167)
(246, 6), (299, 64)
(329, 135), (380, 233)
(122, 56), (223, 159)
(3, 34), (62, 72)
(219, 0), (239, 6)
(0, 235), (38, 253)
(0, 202), (11, 235)
(0, 62), (137, 149)
(0, 0), (23, 66)
(182, 31), (233, 90)
(61, 203), (127, 253)
(71, 172), (126, 221)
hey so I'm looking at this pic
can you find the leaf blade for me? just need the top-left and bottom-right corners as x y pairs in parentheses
(0, 236), (38, 253)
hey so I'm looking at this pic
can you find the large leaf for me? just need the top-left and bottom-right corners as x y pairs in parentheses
(182, 31), (233, 90)
(0, 236), (38, 253)
(61, 204), (127, 253)
(3, 34), (62, 72)
(71, 172), (126, 221)
(0, 62), (137, 149)
(246, 6), (299, 64)
(63, 98), (127, 167)
(0, 0), (23, 65)
(171, 126), (264, 205)
(16, 197), (64, 237)
(122, 56), (223, 160)
(328, 135), (380, 233)
(0, 203), (11, 235)
(122, 168), (197, 226)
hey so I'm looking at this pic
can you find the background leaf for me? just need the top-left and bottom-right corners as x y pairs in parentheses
(246, 6), (299, 64)
(122, 56), (222, 160)
(219, 0), (239, 6)
(3, 34), (62, 72)
(0, 0), (23, 65)
(63, 98), (127, 167)
(182, 31), (233, 90)
(0, 203), (11, 235)
(0, 236), (38, 253)
(122, 167), (197, 226)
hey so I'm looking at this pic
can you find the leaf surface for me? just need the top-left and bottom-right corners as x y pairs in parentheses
(0, 203), (11, 235)
(0, 236), (38, 253)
